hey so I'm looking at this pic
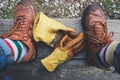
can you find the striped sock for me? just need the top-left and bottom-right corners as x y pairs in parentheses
(4, 38), (28, 62)
(98, 41), (119, 66)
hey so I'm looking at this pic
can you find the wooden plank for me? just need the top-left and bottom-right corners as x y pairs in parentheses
(107, 20), (120, 35)
(0, 19), (13, 26)
(0, 19), (120, 38)
(0, 19), (120, 34)
(0, 59), (120, 80)
(0, 19), (120, 37)
(113, 34), (120, 42)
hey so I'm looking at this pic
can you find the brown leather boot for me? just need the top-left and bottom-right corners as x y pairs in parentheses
(2, 0), (35, 62)
(81, 4), (113, 68)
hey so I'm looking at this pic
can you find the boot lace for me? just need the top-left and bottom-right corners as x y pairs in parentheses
(85, 22), (114, 45)
(3, 15), (31, 39)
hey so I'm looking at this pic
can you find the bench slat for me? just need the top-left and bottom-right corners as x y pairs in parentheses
(0, 59), (119, 80)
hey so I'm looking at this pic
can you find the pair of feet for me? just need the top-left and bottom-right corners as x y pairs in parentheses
(2, 0), (113, 69)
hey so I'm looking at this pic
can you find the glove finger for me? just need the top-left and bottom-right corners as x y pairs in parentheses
(59, 34), (68, 48)
(72, 39), (85, 54)
(59, 34), (72, 48)
(64, 32), (85, 50)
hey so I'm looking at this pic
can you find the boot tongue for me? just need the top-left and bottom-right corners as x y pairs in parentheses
(87, 22), (107, 44)
(93, 22), (105, 39)
(93, 23), (105, 39)
(93, 22), (113, 43)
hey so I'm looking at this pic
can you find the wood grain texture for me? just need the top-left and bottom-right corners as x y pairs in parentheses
(0, 19), (120, 80)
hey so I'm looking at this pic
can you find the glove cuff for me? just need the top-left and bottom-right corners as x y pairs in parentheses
(41, 48), (70, 72)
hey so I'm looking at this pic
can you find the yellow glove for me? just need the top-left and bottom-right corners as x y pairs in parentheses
(33, 12), (75, 47)
(41, 32), (85, 72)
(41, 48), (71, 72)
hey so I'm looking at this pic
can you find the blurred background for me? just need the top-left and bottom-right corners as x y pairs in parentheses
(0, 0), (120, 19)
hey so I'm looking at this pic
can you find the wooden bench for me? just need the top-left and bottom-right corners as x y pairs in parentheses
(0, 19), (120, 80)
